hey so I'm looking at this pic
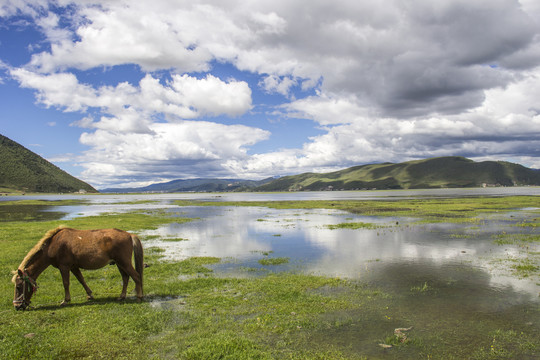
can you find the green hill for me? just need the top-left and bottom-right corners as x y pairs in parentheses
(255, 156), (540, 191)
(0, 134), (97, 193)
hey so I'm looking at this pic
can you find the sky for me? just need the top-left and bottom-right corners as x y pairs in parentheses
(1, 0), (540, 189)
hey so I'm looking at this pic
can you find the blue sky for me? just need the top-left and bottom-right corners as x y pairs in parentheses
(1, 0), (540, 189)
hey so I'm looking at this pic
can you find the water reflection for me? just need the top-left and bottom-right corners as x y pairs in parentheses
(308, 259), (539, 359)
(2, 191), (537, 303)
(0, 204), (66, 222)
(44, 203), (179, 220)
(143, 206), (538, 301)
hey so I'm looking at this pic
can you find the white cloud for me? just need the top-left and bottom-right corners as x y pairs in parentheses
(70, 116), (94, 128)
(250, 11), (287, 35)
(227, 66), (540, 177)
(9, 60), (258, 187)
(0, 0), (49, 17)
(165, 74), (252, 117)
(11, 68), (98, 111)
(11, 68), (252, 121)
(282, 92), (370, 126)
(9, 1), (540, 108)
(79, 121), (270, 187)
(28, 4), (213, 73)
(259, 75), (297, 97)
(4, 0), (540, 186)
(35, 11), (72, 43)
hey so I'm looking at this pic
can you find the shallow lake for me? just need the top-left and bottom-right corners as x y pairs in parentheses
(3, 189), (538, 357)
(140, 205), (538, 301)
(3, 186), (540, 203)
(2, 189), (538, 305)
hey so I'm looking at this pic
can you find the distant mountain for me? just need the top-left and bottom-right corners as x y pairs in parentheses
(0, 134), (97, 193)
(101, 177), (275, 193)
(253, 157), (540, 191)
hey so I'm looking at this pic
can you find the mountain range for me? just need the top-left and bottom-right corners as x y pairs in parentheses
(101, 177), (274, 193)
(254, 156), (540, 192)
(2, 134), (540, 193)
(104, 156), (540, 193)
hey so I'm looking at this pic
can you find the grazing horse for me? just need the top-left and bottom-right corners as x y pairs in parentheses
(13, 226), (143, 310)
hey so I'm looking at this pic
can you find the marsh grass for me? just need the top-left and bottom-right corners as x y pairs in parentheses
(492, 232), (539, 245)
(161, 237), (189, 242)
(325, 222), (384, 230)
(258, 257), (290, 266)
(489, 219), (539, 280)
(1, 197), (539, 359)
(174, 196), (540, 222)
(410, 282), (432, 294)
(0, 199), (90, 207)
(471, 329), (539, 359)
(510, 258), (539, 278)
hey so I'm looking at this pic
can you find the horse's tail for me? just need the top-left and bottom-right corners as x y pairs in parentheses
(131, 234), (144, 292)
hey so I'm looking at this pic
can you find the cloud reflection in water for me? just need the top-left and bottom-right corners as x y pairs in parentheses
(142, 206), (538, 300)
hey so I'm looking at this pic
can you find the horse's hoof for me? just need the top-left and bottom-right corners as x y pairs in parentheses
(117, 297), (126, 301)
(136, 297), (143, 303)
(87, 295), (94, 301)
(60, 300), (69, 307)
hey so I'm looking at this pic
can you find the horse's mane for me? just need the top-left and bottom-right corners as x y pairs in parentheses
(18, 226), (67, 270)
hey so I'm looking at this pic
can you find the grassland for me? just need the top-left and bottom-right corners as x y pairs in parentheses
(0, 134), (97, 193)
(254, 157), (540, 191)
(175, 195), (540, 222)
(1, 196), (539, 359)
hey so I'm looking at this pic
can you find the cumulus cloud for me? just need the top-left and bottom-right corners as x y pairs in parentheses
(259, 75), (297, 97)
(0, 0), (49, 17)
(11, 68), (252, 118)
(9, 61), (257, 186)
(227, 65), (540, 177)
(79, 121), (270, 187)
(24, 1), (538, 116)
(9, 1), (540, 106)
(3, 0), (540, 186)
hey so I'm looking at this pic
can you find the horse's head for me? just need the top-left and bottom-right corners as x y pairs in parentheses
(12, 269), (38, 311)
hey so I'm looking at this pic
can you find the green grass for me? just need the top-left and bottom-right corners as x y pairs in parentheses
(160, 237), (188, 242)
(253, 157), (540, 191)
(0, 134), (97, 193)
(1, 197), (539, 359)
(410, 282), (432, 294)
(0, 199), (91, 207)
(493, 232), (540, 245)
(510, 258), (539, 278)
(326, 222), (382, 230)
(258, 257), (289, 266)
(174, 195), (540, 223)
(471, 329), (539, 359)
(489, 220), (540, 280)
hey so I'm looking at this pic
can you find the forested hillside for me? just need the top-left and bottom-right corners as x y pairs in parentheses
(0, 134), (97, 193)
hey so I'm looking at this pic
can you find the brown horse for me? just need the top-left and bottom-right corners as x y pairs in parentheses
(13, 226), (143, 310)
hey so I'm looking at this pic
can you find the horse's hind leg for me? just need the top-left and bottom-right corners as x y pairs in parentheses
(116, 260), (142, 301)
(116, 265), (130, 300)
(71, 268), (94, 300)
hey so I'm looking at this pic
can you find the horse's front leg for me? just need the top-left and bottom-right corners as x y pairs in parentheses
(71, 268), (94, 300)
(58, 266), (71, 306)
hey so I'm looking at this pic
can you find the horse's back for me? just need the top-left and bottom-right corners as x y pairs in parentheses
(49, 228), (134, 270)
